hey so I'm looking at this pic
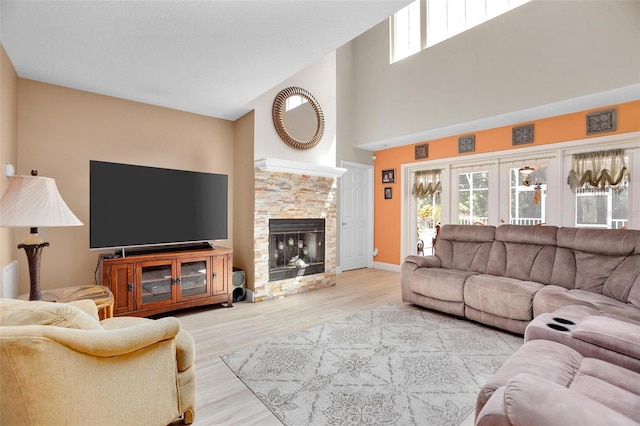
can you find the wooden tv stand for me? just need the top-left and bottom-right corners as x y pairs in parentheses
(98, 246), (233, 317)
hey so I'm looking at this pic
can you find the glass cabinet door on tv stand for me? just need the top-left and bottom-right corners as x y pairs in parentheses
(137, 259), (175, 309)
(177, 257), (210, 300)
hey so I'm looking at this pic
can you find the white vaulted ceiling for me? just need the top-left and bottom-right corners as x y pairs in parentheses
(0, 0), (410, 120)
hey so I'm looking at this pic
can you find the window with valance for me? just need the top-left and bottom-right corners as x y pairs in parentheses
(567, 148), (629, 193)
(412, 169), (442, 198)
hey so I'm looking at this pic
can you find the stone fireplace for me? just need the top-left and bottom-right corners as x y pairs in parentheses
(253, 159), (344, 302)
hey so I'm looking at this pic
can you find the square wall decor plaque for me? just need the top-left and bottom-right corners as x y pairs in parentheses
(512, 124), (534, 145)
(586, 109), (617, 135)
(415, 144), (428, 160)
(458, 135), (475, 153)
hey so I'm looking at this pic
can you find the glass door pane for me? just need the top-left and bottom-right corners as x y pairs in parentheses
(180, 259), (208, 299)
(416, 192), (441, 255)
(458, 171), (489, 225)
(575, 186), (628, 229)
(139, 262), (173, 306)
(509, 165), (547, 225)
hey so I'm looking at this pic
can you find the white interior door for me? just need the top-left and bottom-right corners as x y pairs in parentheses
(340, 162), (373, 271)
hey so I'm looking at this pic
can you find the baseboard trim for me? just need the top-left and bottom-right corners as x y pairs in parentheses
(372, 261), (401, 273)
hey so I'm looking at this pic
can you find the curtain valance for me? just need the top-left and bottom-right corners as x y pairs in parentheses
(412, 169), (442, 198)
(567, 149), (629, 193)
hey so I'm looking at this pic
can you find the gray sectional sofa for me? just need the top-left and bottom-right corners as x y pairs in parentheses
(475, 304), (640, 425)
(401, 224), (640, 334)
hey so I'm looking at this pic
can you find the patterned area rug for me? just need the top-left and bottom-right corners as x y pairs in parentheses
(220, 304), (522, 426)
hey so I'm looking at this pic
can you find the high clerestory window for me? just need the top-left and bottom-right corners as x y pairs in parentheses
(391, 0), (531, 63)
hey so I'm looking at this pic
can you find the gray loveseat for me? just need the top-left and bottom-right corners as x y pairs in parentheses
(401, 224), (640, 334)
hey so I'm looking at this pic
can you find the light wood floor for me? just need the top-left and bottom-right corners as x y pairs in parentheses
(171, 268), (475, 426)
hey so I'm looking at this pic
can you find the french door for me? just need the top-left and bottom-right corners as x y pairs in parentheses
(497, 157), (554, 226)
(451, 162), (497, 225)
(451, 158), (553, 227)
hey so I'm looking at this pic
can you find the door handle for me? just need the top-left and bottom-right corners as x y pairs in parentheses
(342, 222), (347, 225)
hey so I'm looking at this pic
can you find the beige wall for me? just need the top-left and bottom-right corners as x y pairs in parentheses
(15, 79), (235, 294)
(233, 110), (255, 290)
(250, 52), (337, 167)
(0, 43), (19, 295)
(336, 42), (374, 166)
(345, 0), (640, 147)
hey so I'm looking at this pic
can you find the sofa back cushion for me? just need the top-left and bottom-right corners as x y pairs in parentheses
(486, 225), (558, 284)
(553, 228), (640, 302)
(436, 225), (495, 273)
(0, 298), (103, 330)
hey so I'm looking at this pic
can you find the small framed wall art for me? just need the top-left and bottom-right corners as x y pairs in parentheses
(415, 144), (428, 160)
(382, 169), (396, 184)
(586, 109), (617, 135)
(512, 124), (534, 145)
(384, 187), (392, 200)
(458, 135), (475, 153)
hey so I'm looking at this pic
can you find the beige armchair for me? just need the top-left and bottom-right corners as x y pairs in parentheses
(0, 298), (196, 425)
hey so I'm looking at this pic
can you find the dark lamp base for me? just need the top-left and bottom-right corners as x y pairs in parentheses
(17, 242), (50, 301)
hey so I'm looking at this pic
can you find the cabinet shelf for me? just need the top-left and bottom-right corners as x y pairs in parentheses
(141, 281), (170, 294)
(140, 273), (171, 284)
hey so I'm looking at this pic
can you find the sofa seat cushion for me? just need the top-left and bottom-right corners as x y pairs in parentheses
(533, 285), (598, 315)
(409, 268), (477, 302)
(534, 286), (640, 322)
(464, 275), (544, 321)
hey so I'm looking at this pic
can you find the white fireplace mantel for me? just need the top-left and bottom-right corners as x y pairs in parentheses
(255, 158), (347, 178)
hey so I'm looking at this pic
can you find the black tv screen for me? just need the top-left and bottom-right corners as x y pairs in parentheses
(90, 161), (228, 249)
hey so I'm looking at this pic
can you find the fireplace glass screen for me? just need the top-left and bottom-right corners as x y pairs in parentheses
(269, 219), (325, 281)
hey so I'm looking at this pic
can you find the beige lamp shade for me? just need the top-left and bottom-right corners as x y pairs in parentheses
(0, 175), (83, 228)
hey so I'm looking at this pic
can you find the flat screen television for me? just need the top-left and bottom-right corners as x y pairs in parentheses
(90, 160), (228, 250)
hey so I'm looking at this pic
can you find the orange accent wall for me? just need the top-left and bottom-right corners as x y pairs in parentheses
(373, 100), (640, 265)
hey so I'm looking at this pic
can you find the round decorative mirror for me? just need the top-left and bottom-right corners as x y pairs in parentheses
(272, 87), (325, 150)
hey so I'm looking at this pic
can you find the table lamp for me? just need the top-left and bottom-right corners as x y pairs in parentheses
(0, 171), (83, 300)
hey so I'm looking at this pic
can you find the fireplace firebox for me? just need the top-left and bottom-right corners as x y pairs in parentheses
(269, 219), (325, 281)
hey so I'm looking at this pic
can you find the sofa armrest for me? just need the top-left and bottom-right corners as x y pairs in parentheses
(175, 328), (196, 372)
(101, 315), (194, 370)
(404, 254), (441, 268)
(572, 315), (640, 360)
(1, 316), (181, 357)
(477, 373), (637, 426)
